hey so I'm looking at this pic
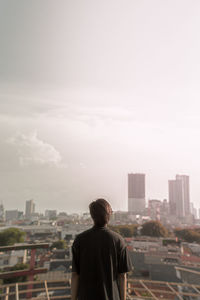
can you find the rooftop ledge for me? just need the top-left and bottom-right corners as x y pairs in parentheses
(1, 278), (200, 300)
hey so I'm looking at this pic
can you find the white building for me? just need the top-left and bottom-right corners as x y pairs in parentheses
(0, 249), (27, 269)
(61, 224), (91, 240)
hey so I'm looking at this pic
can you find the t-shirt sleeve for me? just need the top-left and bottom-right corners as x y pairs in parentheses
(72, 237), (80, 274)
(118, 239), (133, 274)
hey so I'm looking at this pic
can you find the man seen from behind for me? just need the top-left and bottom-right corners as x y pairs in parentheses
(71, 198), (132, 300)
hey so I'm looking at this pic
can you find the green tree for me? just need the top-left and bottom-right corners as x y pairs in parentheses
(109, 225), (120, 234)
(118, 226), (132, 237)
(51, 239), (67, 249)
(141, 221), (168, 237)
(0, 228), (25, 246)
(109, 224), (138, 237)
(2, 263), (29, 284)
(174, 228), (200, 243)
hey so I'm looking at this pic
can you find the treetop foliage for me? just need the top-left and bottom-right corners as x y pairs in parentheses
(51, 239), (68, 249)
(174, 228), (200, 243)
(2, 263), (29, 284)
(109, 224), (138, 237)
(141, 220), (168, 237)
(0, 228), (25, 246)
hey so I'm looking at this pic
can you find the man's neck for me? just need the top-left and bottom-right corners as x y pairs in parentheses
(93, 223), (107, 228)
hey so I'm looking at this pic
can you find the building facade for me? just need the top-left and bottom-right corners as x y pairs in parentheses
(45, 210), (57, 219)
(0, 203), (5, 222)
(176, 175), (190, 216)
(5, 210), (19, 222)
(0, 249), (27, 269)
(148, 199), (162, 220)
(128, 173), (145, 213)
(168, 175), (190, 217)
(25, 199), (35, 218)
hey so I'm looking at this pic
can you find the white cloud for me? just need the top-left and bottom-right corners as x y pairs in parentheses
(8, 132), (63, 167)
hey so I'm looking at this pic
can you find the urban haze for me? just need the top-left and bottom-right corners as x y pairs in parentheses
(0, 0), (200, 214)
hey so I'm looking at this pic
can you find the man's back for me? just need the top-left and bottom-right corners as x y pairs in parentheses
(72, 226), (132, 300)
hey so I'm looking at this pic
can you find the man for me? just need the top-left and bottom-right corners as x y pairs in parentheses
(71, 198), (132, 300)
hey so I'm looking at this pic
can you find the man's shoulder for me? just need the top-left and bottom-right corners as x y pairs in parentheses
(74, 226), (125, 245)
(72, 228), (93, 248)
(106, 228), (125, 243)
(74, 227), (94, 240)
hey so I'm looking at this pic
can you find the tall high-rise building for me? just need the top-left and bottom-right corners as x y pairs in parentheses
(168, 179), (183, 216)
(25, 199), (35, 218)
(176, 175), (190, 216)
(0, 203), (5, 221)
(190, 202), (197, 219)
(128, 173), (145, 213)
(168, 175), (190, 217)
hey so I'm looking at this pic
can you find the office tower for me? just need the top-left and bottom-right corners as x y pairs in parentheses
(190, 203), (197, 219)
(25, 199), (35, 218)
(0, 203), (5, 221)
(148, 199), (162, 220)
(176, 175), (190, 216)
(168, 175), (190, 217)
(168, 179), (182, 216)
(128, 173), (145, 213)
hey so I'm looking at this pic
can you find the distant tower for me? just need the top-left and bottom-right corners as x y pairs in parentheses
(128, 173), (145, 213)
(176, 175), (190, 216)
(168, 174), (190, 217)
(25, 199), (35, 218)
(0, 203), (5, 221)
(148, 199), (162, 220)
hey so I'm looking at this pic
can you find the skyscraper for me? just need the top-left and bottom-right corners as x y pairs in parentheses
(25, 199), (35, 218)
(168, 175), (190, 217)
(128, 173), (145, 213)
(0, 203), (5, 221)
(176, 175), (190, 216)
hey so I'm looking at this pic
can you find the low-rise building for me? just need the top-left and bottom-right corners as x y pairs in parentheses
(5, 210), (23, 222)
(61, 224), (91, 241)
(0, 249), (27, 269)
(45, 210), (57, 219)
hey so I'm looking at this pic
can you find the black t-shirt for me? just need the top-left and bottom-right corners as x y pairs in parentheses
(72, 226), (132, 300)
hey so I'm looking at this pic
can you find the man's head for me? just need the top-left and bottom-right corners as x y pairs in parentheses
(89, 198), (112, 227)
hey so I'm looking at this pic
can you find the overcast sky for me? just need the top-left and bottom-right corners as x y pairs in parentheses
(1, 0), (200, 213)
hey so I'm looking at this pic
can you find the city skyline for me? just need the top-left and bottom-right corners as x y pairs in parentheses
(1, 1), (200, 212)
(0, 172), (198, 215)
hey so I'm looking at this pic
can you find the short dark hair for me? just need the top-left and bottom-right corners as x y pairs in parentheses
(89, 198), (112, 227)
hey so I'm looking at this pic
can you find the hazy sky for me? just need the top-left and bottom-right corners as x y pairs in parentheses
(1, 0), (200, 213)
